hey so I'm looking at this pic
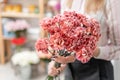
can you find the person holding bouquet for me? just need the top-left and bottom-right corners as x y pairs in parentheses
(48, 0), (120, 80)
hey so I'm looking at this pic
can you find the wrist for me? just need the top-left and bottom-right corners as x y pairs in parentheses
(93, 47), (100, 57)
(66, 55), (75, 63)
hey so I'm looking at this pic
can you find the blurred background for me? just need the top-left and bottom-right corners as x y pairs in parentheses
(0, 0), (60, 80)
(0, 0), (120, 80)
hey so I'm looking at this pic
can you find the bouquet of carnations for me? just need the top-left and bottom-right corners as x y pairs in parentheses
(35, 11), (101, 80)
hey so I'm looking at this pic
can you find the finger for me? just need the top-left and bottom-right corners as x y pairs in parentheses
(53, 55), (75, 63)
(48, 68), (55, 76)
(52, 58), (63, 63)
(38, 53), (46, 58)
(51, 54), (75, 64)
(65, 55), (75, 63)
(48, 67), (59, 76)
(48, 61), (55, 70)
(61, 64), (67, 68)
(46, 53), (52, 59)
(52, 56), (66, 64)
(57, 64), (66, 72)
(48, 62), (66, 76)
(57, 69), (61, 75)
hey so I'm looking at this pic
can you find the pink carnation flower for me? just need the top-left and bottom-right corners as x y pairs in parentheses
(35, 38), (49, 54)
(37, 11), (101, 63)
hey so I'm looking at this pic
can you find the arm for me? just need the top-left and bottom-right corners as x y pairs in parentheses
(94, 0), (120, 60)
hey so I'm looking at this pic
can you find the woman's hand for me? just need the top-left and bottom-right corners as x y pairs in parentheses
(52, 55), (75, 64)
(48, 61), (66, 76)
(37, 51), (52, 59)
(93, 47), (100, 57)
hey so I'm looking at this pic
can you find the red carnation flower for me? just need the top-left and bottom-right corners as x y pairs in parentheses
(11, 37), (26, 46)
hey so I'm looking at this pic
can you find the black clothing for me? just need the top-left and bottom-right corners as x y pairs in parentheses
(64, 58), (114, 80)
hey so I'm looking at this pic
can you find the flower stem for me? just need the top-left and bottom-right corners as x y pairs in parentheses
(46, 50), (71, 80)
(47, 76), (54, 80)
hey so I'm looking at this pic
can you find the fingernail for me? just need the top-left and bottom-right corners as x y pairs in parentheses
(58, 70), (60, 74)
